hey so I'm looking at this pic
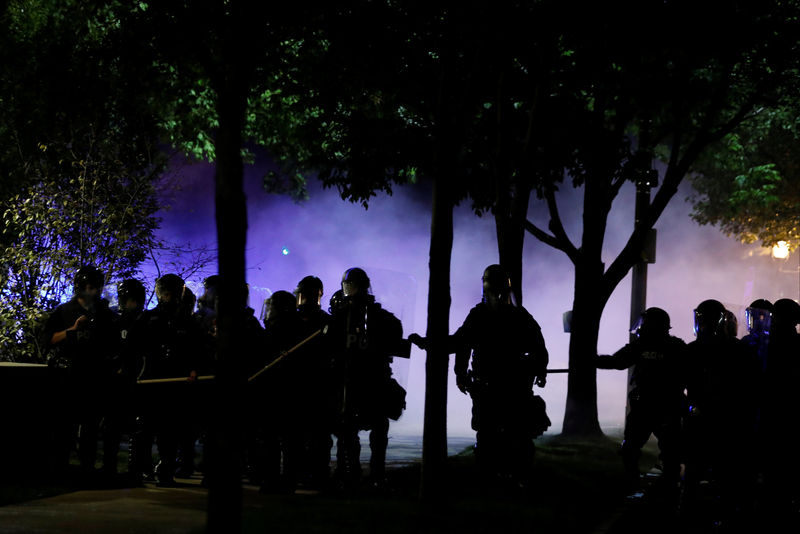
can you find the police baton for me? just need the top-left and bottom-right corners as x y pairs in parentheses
(137, 375), (215, 385)
(247, 325), (328, 382)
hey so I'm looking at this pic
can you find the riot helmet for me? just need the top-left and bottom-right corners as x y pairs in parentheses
(74, 265), (105, 300)
(772, 298), (800, 334)
(266, 290), (296, 322)
(328, 289), (345, 314)
(724, 309), (738, 339)
(482, 264), (511, 309)
(156, 273), (185, 304)
(342, 268), (370, 298)
(693, 299), (726, 337)
(745, 299), (773, 335)
(117, 279), (145, 312)
(181, 286), (197, 315)
(295, 275), (324, 306)
(631, 307), (671, 339)
(198, 275), (220, 311)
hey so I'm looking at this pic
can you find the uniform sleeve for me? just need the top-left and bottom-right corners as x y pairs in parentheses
(452, 308), (479, 376)
(527, 316), (549, 373)
(39, 307), (65, 354)
(596, 343), (637, 370)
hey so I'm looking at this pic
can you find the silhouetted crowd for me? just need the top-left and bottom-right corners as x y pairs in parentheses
(36, 263), (800, 527)
(596, 298), (800, 527)
(40, 266), (411, 494)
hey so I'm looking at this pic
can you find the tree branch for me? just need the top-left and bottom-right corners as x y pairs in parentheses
(602, 89), (762, 298)
(525, 215), (579, 264)
(544, 187), (579, 259)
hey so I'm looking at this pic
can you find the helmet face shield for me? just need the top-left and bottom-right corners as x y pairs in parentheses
(630, 316), (644, 338)
(342, 279), (359, 297)
(481, 265), (511, 308)
(694, 309), (725, 337)
(341, 268), (369, 298)
(746, 307), (772, 335)
(694, 299), (727, 337)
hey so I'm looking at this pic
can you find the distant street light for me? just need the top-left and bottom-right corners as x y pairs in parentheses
(772, 240), (790, 259)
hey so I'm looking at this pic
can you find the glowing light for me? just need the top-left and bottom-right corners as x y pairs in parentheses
(281, 246), (290, 256)
(772, 241), (790, 259)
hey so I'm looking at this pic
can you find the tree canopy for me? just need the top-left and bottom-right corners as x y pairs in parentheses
(690, 105), (800, 249)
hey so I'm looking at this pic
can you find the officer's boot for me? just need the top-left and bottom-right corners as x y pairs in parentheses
(620, 444), (641, 494)
(309, 432), (333, 490)
(128, 418), (154, 484)
(77, 419), (100, 485)
(335, 433), (361, 492)
(155, 435), (178, 487)
(368, 418), (389, 489)
(101, 419), (122, 482)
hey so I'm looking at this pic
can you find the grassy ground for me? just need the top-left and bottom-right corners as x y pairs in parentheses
(0, 433), (661, 534)
(239, 432), (659, 534)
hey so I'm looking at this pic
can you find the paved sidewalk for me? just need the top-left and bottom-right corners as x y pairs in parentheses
(0, 477), (210, 533)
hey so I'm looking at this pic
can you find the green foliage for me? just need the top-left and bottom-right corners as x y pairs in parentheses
(0, 133), (162, 362)
(690, 106), (800, 248)
(0, 1), (169, 361)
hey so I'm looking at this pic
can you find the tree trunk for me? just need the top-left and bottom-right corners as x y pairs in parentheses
(420, 176), (454, 504)
(495, 182), (531, 306)
(207, 74), (247, 532)
(561, 259), (605, 437)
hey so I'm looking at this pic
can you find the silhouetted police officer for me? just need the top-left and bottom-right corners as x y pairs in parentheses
(742, 299), (773, 374)
(138, 274), (201, 487)
(42, 266), (117, 481)
(252, 290), (302, 492)
(330, 268), (404, 491)
(449, 265), (549, 487)
(294, 276), (334, 489)
(596, 307), (687, 493)
(760, 298), (800, 517)
(109, 278), (147, 483)
(684, 299), (759, 520)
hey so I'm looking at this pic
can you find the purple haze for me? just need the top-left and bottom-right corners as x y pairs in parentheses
(149, 159), (798, 437)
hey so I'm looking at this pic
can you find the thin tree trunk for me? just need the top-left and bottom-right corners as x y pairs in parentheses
(420, 176), (454, 504)
(207, 72), (247, 533)
(561, 260), (605, 437)
(496, 182), (531, 306)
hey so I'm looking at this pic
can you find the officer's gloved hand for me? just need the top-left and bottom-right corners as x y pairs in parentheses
(72, 315), (89, 331)
(408, 333), (427, 350)
(455, 373), (469, 394)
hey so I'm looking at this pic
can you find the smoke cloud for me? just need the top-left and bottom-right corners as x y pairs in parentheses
(151, 159), (798, 438)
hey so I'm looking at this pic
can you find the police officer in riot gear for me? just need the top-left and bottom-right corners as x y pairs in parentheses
(414, 265), (549, 488)
(294, 276), (334, 488)
(330, 268), (404, 491)
(684, 299), (759, 521)
(111, 278), (147, 483)
(136, 273), (201, 487)
(596, 307), (687, 493)
(742, 299), (773, 372)
(252, 290), (302, 492)
(196, 275), (220, 337)
(42, 266), (117, 481)
(760, 298), (800, 517)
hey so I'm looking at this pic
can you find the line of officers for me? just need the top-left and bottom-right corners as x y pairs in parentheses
(596, 297), (800, 522)
(41, 265), (409, 492)
(40, 263), (554, 494)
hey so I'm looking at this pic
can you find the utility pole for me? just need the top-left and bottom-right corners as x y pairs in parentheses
(626, 168), (658, 417)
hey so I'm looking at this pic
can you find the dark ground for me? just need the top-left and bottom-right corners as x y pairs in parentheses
(1, 433), (793, 533)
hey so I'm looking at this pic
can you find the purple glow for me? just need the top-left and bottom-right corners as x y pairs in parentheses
(148, 159), (798, 437)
